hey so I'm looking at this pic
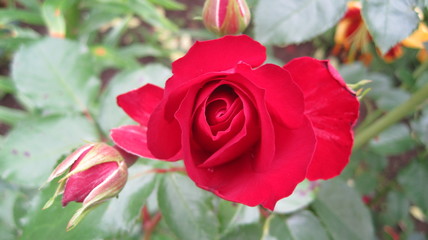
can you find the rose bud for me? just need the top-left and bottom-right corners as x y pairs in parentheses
(43, 143), (129, 230)
(202, 0), (251, 36)
(111, 35), (359, 210)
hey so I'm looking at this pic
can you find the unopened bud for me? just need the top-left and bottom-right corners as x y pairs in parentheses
(202, 0), (251, 36)
(43, 143), (129, 230)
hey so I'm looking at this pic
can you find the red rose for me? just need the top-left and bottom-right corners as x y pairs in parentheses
(111, 35), (359, 210)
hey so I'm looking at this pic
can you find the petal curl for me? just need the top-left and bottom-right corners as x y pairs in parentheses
(284, 57), (359, 180)
(167, 35), (266, 91)
(236, 63), (304, 128)
(117, 84), (164, 126)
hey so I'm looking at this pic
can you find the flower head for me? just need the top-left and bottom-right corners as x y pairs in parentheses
(111, 35), (359, 210)
(202, 0), (251, 36)
(43, 143), (129, 230)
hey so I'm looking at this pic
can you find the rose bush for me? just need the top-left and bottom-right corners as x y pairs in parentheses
(111, 35), (359, 210)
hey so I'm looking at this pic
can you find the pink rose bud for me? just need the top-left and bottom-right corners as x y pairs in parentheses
(202, 0), (251, 36)
(43, 143), (129, 230)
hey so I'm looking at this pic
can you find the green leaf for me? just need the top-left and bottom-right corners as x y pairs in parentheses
(286, 211), (330, 240)
(128, 0), (178, 31)
(12, 37), (98, 113)
(376, 89), (410, 111)
(361, 0), (420, 53)
(148, 0), (186, 10)
(398, 161), (428, 215)
(312, 179), (375, 240)
(366, 72), (394, 99)
(221, 224), (262, 240)
(412, 109), (428, 146)
(157, 173), (219, 240)
(273, 180), (316, 214)
(0, 76), (16, 94)
(254, 0), (347, 45)
(218, 203), (260, 236)
(98, 64), (171, 134)
(20, 181), (106, 240)
(0, 9), (44, 25)
(338, 62), (368, 84)
(369, 123), (416, 155)
(0, 114), (99, 187)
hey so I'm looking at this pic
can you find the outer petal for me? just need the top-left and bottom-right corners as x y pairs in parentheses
(111, 125), (155, 159)
(117, 84), (164, 126)
(167, 35), (266, 91)
(284, 57), (359, 180)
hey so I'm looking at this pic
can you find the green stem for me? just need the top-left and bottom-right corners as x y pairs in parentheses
(354, 81), (428, 149)
(0, 106), (27, 125)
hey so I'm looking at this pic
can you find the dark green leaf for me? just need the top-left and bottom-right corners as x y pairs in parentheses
(398, 161), (428, 215)
(0, 9), (43, 25)
(221, 224), (262, 240)
(338, 62), (368, 84)
(312, 179), (375, 240)
(262, 215), (293, 240)
(148, 0), (186, 10)
(218, 203), (260, 236)
(254, 0), (347, 45)
(369, 123), (416, 155)
(361, 0), (420, 53)
(286, 211), (329, 240)
(412, 109), (428, 146)
(158, 173), (219, 240)
(12, 37), (98, 113)
(379, 191), (410, 226)
(0, 115), (99, 187)
(376, 89), (410, 111)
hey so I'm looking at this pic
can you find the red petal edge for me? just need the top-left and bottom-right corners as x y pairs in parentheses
(117, 84), (164, 126)
(284, 57), (359, 180)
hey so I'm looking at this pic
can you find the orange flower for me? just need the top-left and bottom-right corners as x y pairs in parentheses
(333, 2), (428, 63)
(333, 2), (371, 63)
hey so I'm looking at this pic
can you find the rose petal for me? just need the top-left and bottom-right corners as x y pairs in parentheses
(167, 35), (266, 91)
(111, 125), (154, 159)
(186, 117), (316, 210)
(236, 63), (304, 128)
(117, 84), (164, 126)
(283, 57), (359, 180)
(111, 125), (181, 161)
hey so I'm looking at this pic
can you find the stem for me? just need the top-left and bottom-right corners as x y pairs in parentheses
(354, 81), (428, 149)
(0, 106), (27, 125)
(260, 213), (274, 240)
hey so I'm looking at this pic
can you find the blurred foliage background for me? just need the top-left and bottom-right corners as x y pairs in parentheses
(0, 0), (428, 239)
